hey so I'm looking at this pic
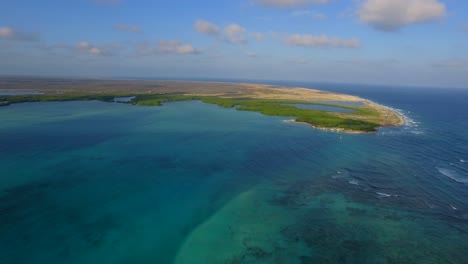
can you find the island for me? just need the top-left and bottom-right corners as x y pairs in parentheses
(0, 78), (405, 133)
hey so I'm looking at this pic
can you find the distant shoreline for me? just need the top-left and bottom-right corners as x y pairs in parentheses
(284, 119), (376, 134)
(0, 79), (405, 134)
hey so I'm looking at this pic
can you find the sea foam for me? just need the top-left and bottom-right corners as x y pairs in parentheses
(376, 192), (392, 198)
(348, 179), (359, 185)
(394, 108), (423, 135)
(438, 168), (468, 184)
(378, 104), (422, 135)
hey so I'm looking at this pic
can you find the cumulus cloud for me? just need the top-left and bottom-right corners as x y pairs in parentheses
(250, 32), (266, 41)
(159, 40), (197, 54)
(255, 0), (332, 8)
(224, 24), (247, 44)
(77, 41), (107, 56)
(246, 51), (257, 58)
(194, 20), (261, 44)
(37, 41), (125, 57)
(358, 0), (446, 31)
(113, 24), (142, 33)
(282, 34), (361, 48)
(0, 28), (15, 39)
(135, 40), (199, 56)
(194, 20), (220, 35)
(0, 27), (39, 41)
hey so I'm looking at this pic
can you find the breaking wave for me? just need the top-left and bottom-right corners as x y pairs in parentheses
(438, 168), (468, 184)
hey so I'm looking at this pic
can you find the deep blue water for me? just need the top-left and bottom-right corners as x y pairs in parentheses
(1, 83), (468, 263)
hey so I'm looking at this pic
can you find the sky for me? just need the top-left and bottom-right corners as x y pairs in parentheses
(1, 0), (467, 88)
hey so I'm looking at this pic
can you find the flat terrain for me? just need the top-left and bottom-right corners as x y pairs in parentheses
(0, 78), (404, 133)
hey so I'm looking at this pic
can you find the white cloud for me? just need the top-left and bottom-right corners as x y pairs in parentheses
(224, 24), (247, 44)
(113, 24), (142, 33)
(291, 10), (327, 20)
(255, 0), (332, 8)
(246, 51), (257, 58)
(159, 40), (197, 54)
(135, 40), (199, 56)
(283, 34), (361, 48)
(39, 42), (125, 57)
(0, 27), (38, 41)
(358, 0), (446, 31)
(194, 20), (261, 44)
(0, 27), (14, 38)
(250, 32), (266, 41)
(77, 41), (107, 56)
(194, 20), (220, 35)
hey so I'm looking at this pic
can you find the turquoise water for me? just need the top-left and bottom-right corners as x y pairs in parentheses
(113, 96), (136, 103)
(1, 85), (468, 263)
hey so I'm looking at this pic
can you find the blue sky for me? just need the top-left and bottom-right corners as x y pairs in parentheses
(1, 0), (467, 88)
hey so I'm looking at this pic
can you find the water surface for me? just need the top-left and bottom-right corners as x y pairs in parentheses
(1, 85), (468, 263)
(285, 103), (355, 113)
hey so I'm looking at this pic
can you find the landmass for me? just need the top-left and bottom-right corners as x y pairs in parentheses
(0, 78), (405, 133)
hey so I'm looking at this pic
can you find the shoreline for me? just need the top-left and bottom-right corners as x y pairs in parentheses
(284, 119), (375, 135)
(283, 98), (407, 135)
(0, 79), (406, 133)
(363, 100), (406, 126)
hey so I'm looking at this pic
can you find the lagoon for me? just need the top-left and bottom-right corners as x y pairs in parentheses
(1, 84), (468, 263)
(284, 103), (355, 113)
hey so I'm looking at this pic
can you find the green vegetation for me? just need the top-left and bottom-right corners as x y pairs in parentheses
(135, 94), (380, 132)
(133, 94), (198, 106)
(1, 93), (381, 132)
(0, 93), (118, 104)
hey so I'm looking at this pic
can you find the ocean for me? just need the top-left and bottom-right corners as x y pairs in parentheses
(0, 82), (467, 263)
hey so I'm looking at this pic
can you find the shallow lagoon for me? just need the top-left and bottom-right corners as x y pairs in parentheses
(284, 103), (355, 113)
(1, 89), (468, 263)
